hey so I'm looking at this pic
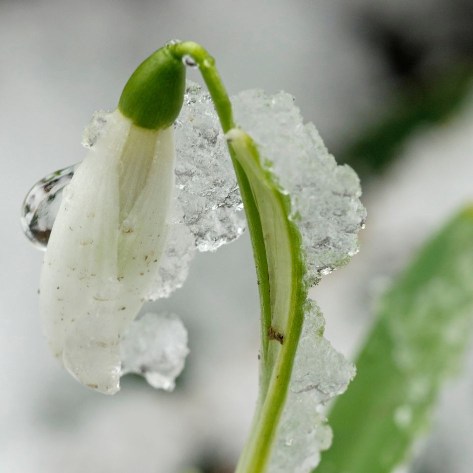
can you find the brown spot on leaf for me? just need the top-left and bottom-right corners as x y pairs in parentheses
(268, 326), (285, 344)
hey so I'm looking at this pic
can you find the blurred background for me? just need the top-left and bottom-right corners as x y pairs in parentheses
(1, 0), (473, 471)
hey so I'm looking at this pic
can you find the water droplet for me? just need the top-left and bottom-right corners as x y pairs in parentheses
(182, 55), (198, 68)
(165, 39), (181, 47)
(21, 164), (78, 250)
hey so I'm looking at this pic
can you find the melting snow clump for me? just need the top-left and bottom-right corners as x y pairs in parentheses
(146, 82), (247, 298)
(174, 82), (245, 252)
(120, 312), (189, 391)
(268, 301), (356, 473)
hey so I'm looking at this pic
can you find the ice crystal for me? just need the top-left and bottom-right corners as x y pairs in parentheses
(82, 110), (109, 149)
(146, 81), (246, 297)
(268, 302), (356, 473)
(232, 89), (366, 285)
(174, 82), (245, 251)
(120, 312), (189, 391)
(145, 205), (196, 300)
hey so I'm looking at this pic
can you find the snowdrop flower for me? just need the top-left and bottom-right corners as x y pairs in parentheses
(40, 46), (186, 394)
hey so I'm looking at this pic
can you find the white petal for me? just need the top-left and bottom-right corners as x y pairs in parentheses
(40, 111), (175, 394)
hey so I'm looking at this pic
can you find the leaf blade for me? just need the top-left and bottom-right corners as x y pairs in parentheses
(317, 207), (473, 473)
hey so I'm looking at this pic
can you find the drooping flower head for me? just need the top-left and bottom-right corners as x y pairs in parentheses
(40, 45), (187, 394)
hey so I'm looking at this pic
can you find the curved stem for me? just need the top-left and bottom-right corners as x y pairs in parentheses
(170, 42), (235, 132)
(170, 41), (276, 386)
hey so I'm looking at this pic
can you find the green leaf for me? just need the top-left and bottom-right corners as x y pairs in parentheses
(226, 129), (308, 473)
(316, 206), (473, 473)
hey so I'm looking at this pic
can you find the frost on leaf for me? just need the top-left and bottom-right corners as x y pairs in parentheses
(231, 91), (364, 472)
(232, 90), (366, 285)
(268, 302), (356, 473)
(120, 312), (189, 391)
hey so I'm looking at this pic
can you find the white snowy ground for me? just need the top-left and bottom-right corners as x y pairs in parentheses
(1, 0), (472, 472)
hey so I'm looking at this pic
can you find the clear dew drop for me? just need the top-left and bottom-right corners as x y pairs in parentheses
(21, 164), (78, 250)
(182, 54), (198, 68)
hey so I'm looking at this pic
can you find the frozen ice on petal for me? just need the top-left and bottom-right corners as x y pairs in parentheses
(232, 90), (366, 284)
(82, 110), (111, 149)
(120, 312), (189, 391)
(268, 301), (355, 473)
(146, 202), (196, 300)
(174, 82), (245, 251)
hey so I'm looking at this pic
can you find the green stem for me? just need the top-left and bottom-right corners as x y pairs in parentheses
(170, 41), (307, 472)
(170, 42), (234, 132)
(169, 42), (273, 374)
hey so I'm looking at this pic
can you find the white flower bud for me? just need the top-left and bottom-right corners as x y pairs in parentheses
(40, 110), (175, 394)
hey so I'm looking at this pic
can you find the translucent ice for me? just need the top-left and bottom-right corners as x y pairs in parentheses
(145, 204), (196, 300)
(174, 82), (245, 251)
(289, 302), (355, 400)
(268, 301), (356, 473)
(120, 312), (189, 391)
(82, 110), (110, 149)
(232, 90), (366, 285)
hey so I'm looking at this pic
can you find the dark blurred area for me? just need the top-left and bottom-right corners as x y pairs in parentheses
(339, 0), (473, 176)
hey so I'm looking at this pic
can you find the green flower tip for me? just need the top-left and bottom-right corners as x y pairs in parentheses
(118, 44), (186, 130)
